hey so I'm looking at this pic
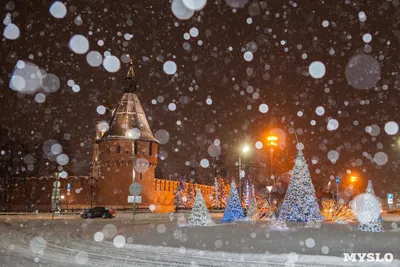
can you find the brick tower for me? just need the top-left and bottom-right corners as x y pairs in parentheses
(92, 61), (158, 209)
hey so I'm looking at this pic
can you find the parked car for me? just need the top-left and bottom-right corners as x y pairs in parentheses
(81, 207), (116, 219)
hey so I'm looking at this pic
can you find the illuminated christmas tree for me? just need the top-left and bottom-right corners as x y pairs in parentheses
(357, 180), (383, 232)
(278, 150), (322, 222)
(245, 195), (258, 220)
(211, 177), (230, 208)
(221, 180), (245, 222)
(173, 176), (186, 209)
(187, 189), (214, 227)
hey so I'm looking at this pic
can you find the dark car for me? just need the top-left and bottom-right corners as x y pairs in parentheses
(81, 207), (116, 219)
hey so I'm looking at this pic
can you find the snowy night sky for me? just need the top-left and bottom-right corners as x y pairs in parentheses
(1, 0), (400, 198)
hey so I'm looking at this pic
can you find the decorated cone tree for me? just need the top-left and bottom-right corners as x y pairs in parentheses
(245, 195), (258, 220)
(186, 182), (195, 208)
(211, 177), (230, 209)
(187, 189), (214, 227)
(356, 180), (383, 232)
(173, 176), (187, 210)
(279, 150), (323, 222)
(221, 180), (245, 222)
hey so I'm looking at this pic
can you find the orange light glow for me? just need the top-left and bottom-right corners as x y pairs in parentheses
(350, 176), (358, 182)
(266, 135), (278, 147)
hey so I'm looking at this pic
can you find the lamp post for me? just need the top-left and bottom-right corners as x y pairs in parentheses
(52, 172), (60, 220)
(266, 185), (273, 205)
(239, 145), (250, 204)
(266, 135), (278, 185)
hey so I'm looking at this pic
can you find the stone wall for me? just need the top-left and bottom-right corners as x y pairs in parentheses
(0, 175), (215, 213)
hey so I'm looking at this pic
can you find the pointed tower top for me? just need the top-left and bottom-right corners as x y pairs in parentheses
(101, 56), (158, 143)
(126, 57), (136, 79)
(124, 56), (137, 93)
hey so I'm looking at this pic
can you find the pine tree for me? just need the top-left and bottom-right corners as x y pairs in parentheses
(211, 177), (230, 208)
(357, 180), (383, 232)
(257, 199), (275, 220)
(245, 195), (258, 220)
(221, 180), (245, 222)
(173, 176), (186, 209)
(186, 182), (195, 209)
(278, 150), (322, 222)
(187, 189), (214, 227)
(243, 180), (251, 208)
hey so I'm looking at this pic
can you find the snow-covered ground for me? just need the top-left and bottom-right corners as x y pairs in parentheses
(0, 213), (399, 266)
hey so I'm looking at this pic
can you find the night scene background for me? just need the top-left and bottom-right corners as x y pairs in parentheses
(1, 0), (400, 201)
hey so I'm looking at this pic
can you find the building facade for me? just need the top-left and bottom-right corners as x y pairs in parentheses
(0, 62), (213, 212)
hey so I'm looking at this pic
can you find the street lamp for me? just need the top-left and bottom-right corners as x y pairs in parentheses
(266, 135), (278, 184)
(239, 144), (250, 204)
(266, 185), (273, 205)
(350, 176), (358, 183)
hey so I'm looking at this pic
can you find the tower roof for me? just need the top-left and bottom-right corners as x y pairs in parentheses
(101, 61), (158, 143)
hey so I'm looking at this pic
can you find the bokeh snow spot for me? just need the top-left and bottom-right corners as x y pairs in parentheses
(157, 224), (167, 233)
(94, 232), (104, 242)
(305, 238), (315, 248)
(259, 104), (269, 113)
(30, 237), (47, 255)
(373, 152), (388, 166)
(155, 129), (170, 144)
(49, 1), (67, 18)
(321, 246), (329, 254)
(345, 54), (380, 90)
(103, 55), (121, 73)
(3, 23), (20, 40)
(208, 144), (221, 157)
(163, 61), (177, 75)
(75, 251), (88, 265)
(309, 61), (326, 79)
(86, 51), (103, 67)
(200, 159), (209, 168)
(69, 35), (89, 54)
(172, 0), (194, 20)
(103, 224), (117, 239)
(113, 235), (126, 248)
(384, 121), (398, 135)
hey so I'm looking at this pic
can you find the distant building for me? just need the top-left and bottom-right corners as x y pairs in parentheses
(2, 62), (213, 212)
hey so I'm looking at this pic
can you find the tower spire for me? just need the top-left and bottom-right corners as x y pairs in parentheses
(124, 55), (137, 93)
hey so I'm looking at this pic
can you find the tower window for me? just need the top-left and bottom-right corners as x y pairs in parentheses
(149, 142), (153, 156)
(140, 173), (143, 180)
(117, 146), (121, 153)
(134, 141), (138, 155)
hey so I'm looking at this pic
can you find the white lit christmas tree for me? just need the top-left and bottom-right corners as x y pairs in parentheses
(245, 195), (258, 220)
(278, 150), (322, 222)
(221, 180), (245, 222)
(187, 189), (214, 227)
(356, 180), (383, 232)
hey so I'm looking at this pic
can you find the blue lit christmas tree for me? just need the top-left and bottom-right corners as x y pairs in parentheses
(279, 150), (322, 222)
(221, 180), (245, 222)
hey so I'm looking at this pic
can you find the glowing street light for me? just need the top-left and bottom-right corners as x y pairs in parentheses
(266, 135), (278, 147)
(350, 176), (358, 182)
(242, 145), (250, 154)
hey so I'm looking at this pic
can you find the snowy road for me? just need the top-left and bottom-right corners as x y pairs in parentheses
(0, 213), (399, 266)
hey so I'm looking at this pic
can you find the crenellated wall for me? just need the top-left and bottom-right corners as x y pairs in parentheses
(1, 175), (215, 213)
(153, 179), (214, 212)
